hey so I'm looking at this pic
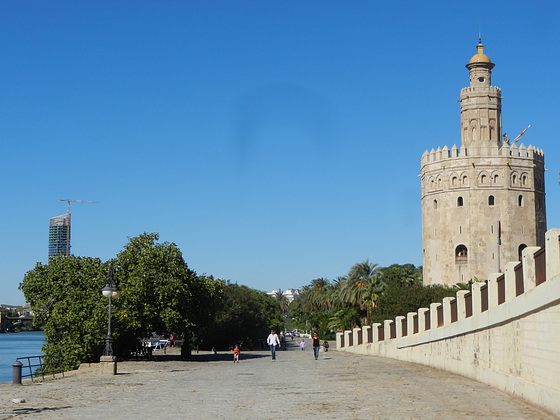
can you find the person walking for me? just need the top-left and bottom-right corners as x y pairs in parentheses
(233, 345), (240, 363)
(266, 329), (281, 361)
(299, 339), (306, 350)
(312, 332), (321, 360)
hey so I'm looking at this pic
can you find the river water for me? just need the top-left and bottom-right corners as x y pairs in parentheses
(0, 331), (45, 383)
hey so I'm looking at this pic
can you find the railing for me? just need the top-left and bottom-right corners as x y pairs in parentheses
(16, 355), (64, 382)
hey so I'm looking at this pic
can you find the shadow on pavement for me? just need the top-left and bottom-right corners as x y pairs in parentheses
(141, 351), (271, 363)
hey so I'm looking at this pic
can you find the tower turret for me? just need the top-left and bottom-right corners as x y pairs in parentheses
(460, 39), (502, 149)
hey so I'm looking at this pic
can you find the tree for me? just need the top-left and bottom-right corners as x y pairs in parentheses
(339, 260), (386, 323)
(113, 233), (223, 358)
(328, 307), (361, 331)
(371, 283), (465, 324)
(201, 283), (282, 350)
(378, 264), (423, 288)
(20, 255), (109, 370)
(274, 290), (290, 316)
(20, 233), (223, 369)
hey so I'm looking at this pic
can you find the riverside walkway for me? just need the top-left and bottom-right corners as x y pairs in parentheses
(1, 339), (556, 419)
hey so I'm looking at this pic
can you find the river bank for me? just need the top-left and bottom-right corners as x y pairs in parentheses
(0, 331), (44, 384)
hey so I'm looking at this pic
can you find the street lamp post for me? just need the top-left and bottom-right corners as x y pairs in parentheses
(102, 261), (119, 357)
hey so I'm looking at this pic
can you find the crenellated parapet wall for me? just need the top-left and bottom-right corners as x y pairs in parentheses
(420, 141), (546, 202)
(336, 228), (560, 417)
(421, 142), (545, 167)
(460, 85), (501, 95)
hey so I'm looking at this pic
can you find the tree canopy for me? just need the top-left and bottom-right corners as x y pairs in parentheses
(199, 282), (283, 350)
(20, 233), (224, 369)
(20, 255), (109, 369)
(289, 262), (466, 336)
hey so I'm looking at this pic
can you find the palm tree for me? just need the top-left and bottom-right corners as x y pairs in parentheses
(339, 260), (386, 324)
(274, 290), (290, 315)
(293, 278), (334, 314)
(310, 277), (331, 311)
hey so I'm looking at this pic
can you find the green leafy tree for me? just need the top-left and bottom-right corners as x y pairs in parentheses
(20, 232), (223, 369)
(20, 255), (108, 370)
(378, 264), (423, 288)
(371, 283), (464, 324)
(113, 233), (224, 358)
(328, 307), (361, 331)
(201, 283), (282, 350)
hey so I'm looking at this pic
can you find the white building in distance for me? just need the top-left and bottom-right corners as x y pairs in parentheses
(267, 289), (300, 302)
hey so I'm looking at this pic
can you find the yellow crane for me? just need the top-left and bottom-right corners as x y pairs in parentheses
(57, 199), (99, 256)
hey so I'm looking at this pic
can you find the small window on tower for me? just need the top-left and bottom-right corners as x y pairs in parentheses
(488, 195), (495, 206)
(433, 200), (438, 209)
(478, 77), (485, 83)
(518, 195), (523, 206)
(518, 244), (527, 261)
(457, 197), (464, 207)
(455, 245), (468, 264)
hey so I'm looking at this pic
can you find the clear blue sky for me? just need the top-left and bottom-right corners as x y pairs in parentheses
(2, 1), (559, 305)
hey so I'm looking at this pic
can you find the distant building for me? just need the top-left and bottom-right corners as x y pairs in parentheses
(267, 289), (300, 302)
(48, 213), (70, 257)
(283, 289), (299, 302)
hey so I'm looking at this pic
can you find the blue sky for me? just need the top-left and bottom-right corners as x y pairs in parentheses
(1, 1), (559, 305)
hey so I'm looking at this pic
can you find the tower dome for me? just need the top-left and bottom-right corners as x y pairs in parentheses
(467, 38), (494, 69)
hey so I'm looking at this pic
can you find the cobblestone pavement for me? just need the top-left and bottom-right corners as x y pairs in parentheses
(1, 340), (557, 419)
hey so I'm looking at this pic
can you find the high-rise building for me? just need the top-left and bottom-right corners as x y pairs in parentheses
(420, 40), (546, 286)
(48, 214), (70, 257)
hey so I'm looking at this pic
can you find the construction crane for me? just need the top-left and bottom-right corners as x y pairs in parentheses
(57, 199), (99, 256)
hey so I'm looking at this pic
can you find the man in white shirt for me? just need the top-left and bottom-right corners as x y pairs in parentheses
(266, 329), (281, 361)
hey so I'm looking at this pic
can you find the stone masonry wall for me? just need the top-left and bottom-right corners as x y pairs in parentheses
(336, 228), (560, 417)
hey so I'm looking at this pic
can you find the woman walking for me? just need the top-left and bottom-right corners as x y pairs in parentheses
(312, 332), (321, 360)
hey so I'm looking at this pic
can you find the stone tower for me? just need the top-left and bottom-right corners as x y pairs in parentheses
(420, 40), (546, 286)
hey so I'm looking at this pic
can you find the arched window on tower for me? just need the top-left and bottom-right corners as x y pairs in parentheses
(488, 195), (495, 206)
(433, 199), (438, 209)
(455, 245), (468, 264)
(457, 197), (464, 207)
(518, 244), (527, 261)
(481, 174), (487, 184)
(518, 195), (523, 206)
(493, 174), (499, 184)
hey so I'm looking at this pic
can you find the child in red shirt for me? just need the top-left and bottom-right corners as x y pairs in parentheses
(233, 345), (240, 363)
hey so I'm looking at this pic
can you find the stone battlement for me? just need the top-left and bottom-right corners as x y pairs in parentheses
(460, 85), (501, 95)
(421, 142), (545, 167)
(336, 228), (560, 417)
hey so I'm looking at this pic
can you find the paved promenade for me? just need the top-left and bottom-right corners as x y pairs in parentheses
(1, 339), (557, 419)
